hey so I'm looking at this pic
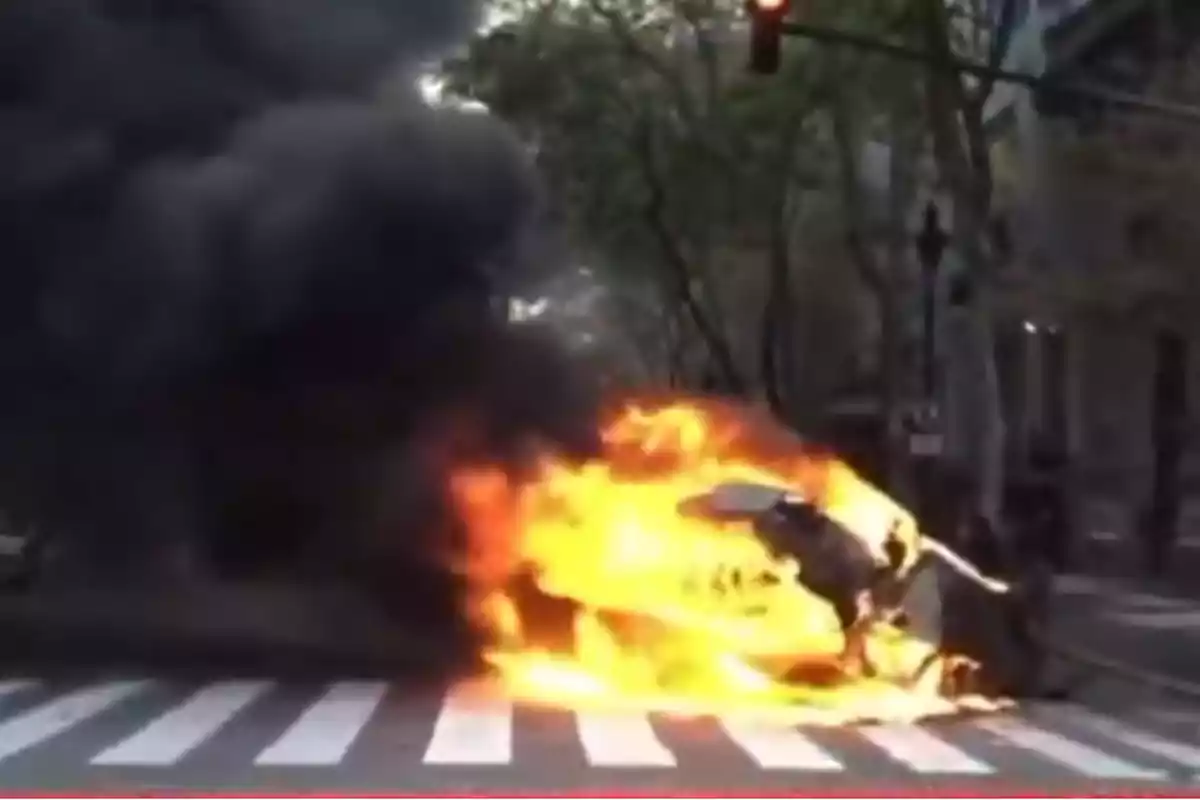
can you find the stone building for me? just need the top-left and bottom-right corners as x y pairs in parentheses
(983, 0), (1200, 505)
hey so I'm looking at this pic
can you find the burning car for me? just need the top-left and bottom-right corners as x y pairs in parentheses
(449, 398), (1031, 724)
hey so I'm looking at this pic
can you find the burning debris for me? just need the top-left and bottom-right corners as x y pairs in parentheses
(450, 398), (1021, 725)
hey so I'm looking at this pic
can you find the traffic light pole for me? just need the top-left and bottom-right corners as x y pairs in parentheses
(776, 20), (1200, 125)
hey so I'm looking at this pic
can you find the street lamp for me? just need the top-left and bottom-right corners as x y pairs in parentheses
(915, 202), (949, 402)
(907, 202), (950, 542)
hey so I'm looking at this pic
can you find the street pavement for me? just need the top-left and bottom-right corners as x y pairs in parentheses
(3, 530), (1199, 794)
(0, 671), (1197, 793)
(1050, 570), (1200, 687)
(1035, 495), (1200, 688)
(1056, 573), (1200, 632)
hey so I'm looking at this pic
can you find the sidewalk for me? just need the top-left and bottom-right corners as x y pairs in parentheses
(1049, 570), (1200, 693)
(1045, 496), (1200, 691)
(1073, 495), (1200, 601)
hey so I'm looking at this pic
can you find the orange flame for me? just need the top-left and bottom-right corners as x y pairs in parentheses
(449, 397), (1007, 724)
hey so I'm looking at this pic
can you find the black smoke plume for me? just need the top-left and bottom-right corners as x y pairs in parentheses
(0, 0), (600, 634)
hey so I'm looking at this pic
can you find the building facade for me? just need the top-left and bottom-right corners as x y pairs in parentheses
(984, 0), (1199, 502)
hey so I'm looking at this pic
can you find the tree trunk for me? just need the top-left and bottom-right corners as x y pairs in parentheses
(921, 0), (1008, 529)
(877, 295), (905, 492)
(759, 224), (791, 416)
(967, 295), (1008, 526)
(828, 85), (908, 493)
(880, 114), (921, 497)
(1144, 329), (1186, 574)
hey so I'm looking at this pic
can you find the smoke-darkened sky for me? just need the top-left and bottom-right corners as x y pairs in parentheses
(0, 0), (599, 621)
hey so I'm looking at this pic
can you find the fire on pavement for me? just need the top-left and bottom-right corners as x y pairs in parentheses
(447, 396), (1014, 725)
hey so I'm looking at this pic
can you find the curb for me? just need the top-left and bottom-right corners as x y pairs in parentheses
(1037, 626), (1200, 702)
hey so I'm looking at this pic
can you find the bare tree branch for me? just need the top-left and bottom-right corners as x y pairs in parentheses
(923, 0), (992, 258)
(586, 0), (702, 122)
(830, 85), (888, 295)
(629, 114), (746, 392)
(972, 0), (1018, 107)
(587, 0), (753, 180)
(758, 99), (815, 412)
(671, 0), (721, 114)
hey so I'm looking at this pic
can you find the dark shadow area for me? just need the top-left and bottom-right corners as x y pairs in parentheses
(0, 0), (602, 677)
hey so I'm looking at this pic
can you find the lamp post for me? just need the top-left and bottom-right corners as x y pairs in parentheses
(907, 202), (949, 539)
(915, 202), (949, 403)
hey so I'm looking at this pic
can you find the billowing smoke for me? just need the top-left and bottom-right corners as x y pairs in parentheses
(0, 0), (600, 635)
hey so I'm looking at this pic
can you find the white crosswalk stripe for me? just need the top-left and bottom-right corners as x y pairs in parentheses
(0, 680), (150, 762)
(423, 682), (512, 766)
(973, 715), (1167, 780)
(575, 711), (676, 767)
(255, 681), (387, 766)
(858, 723), (993, 774)
(1052, 705), (1200, 770)
(0, 676), (1195, 779)
(0, 679), (38, 703)
(93, 680), (270, 766)
(719, 716), (842, 771)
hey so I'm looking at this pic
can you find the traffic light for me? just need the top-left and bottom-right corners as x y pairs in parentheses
(746, 0), (791, 75)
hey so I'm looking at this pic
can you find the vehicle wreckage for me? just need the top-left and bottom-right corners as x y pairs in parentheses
(450, 399), (1057, 723)
(679, 483), (1022, 688)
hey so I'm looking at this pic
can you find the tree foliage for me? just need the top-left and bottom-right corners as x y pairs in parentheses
(446, 0), (1022, 511)
(447, 0), (929, 419)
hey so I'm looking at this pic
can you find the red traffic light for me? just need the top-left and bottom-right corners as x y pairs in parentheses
(746, 0), (791, 74)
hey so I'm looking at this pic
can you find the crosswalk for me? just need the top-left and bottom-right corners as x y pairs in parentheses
(0, 675), (1196, 781)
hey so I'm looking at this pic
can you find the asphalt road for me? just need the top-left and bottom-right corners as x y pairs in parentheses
(0, 561), (1197, 794)
(0, 671), (1197, 794)
(1051, 572), (1200, 686)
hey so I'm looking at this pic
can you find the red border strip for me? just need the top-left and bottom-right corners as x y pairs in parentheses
(0, 792), (1195, 799)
